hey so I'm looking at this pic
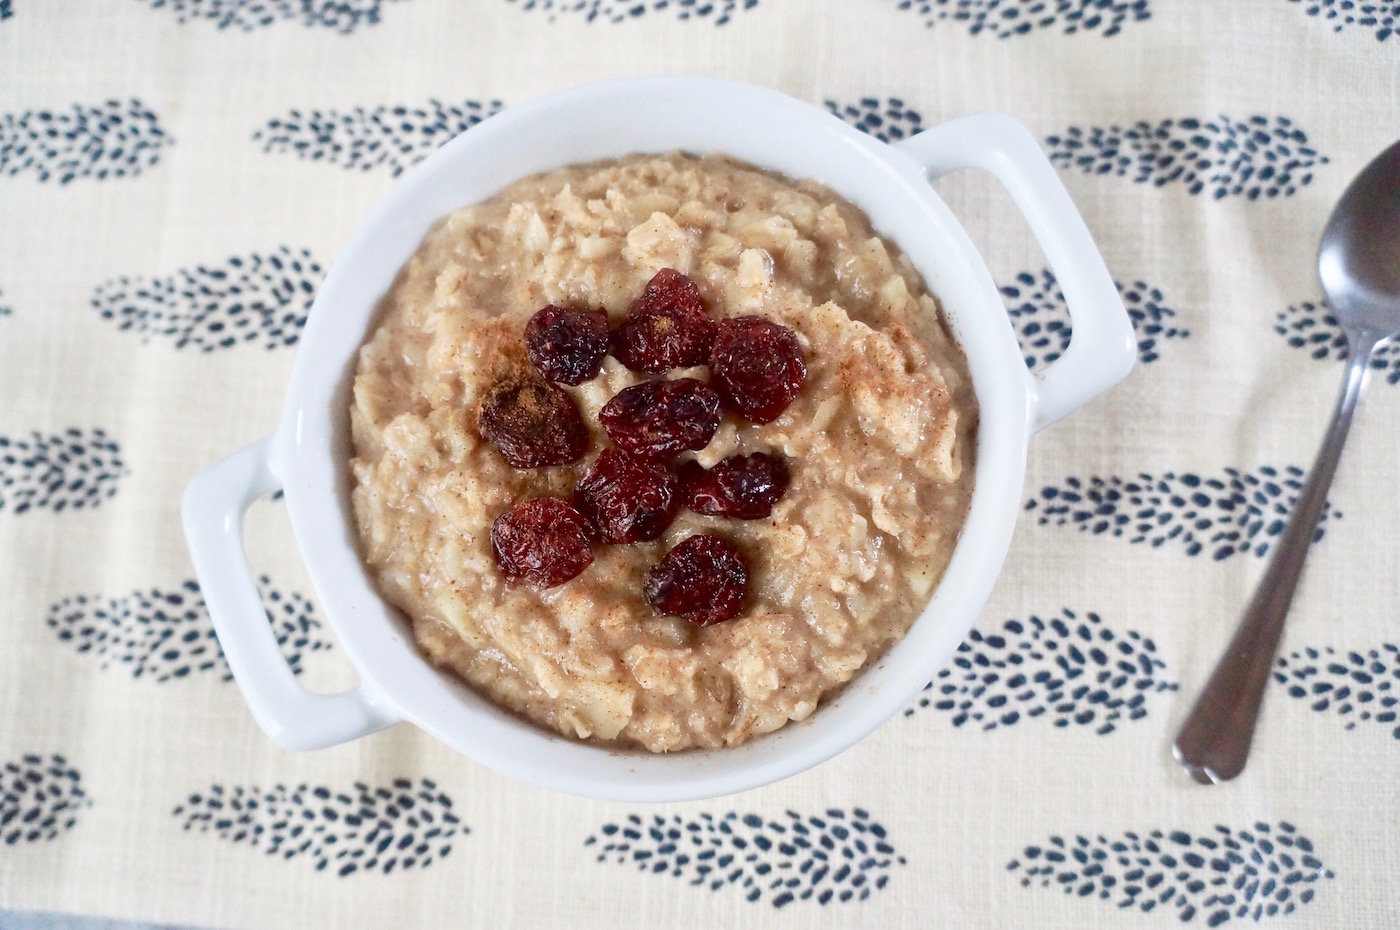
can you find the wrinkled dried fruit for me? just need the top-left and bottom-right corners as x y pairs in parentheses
(598, 377), (721, 462)
(643, 534), (747, 626)
(612, 268), (716, 374)
(709, 317), (807, 423)
(573, 448), (679, 543)
(526, 305), (610, 386)
(477, 377), (589, 468)
(680, 453), (790, 520)
(491, 497), (594, 589)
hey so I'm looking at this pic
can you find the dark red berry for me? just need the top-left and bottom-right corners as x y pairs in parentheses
(573, 448), (679, 543)
(612, 269), (716, 374)
(491, 497), (594, 589)
(633, 269), (705, 317)
(598, 377), (721, 462)
(680, 453), (790, 520)
(477, 377), (588, 468)
(526, 305), (609, 386)
(643, 535), (748, 626)
(709, 317), (807, 423)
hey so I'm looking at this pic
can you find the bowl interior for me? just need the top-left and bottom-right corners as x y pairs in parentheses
(278, 76), (1031, 801)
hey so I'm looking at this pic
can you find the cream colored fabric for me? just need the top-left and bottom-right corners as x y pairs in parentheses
(2, 1), (1398, 926)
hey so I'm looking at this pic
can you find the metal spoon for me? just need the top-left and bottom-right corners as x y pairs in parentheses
(1173, 140), (1400, 785)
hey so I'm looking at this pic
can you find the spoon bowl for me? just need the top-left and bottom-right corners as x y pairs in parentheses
(1319, 141), (1400, 339)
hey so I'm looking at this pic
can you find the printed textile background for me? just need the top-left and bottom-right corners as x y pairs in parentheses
(2, 1), (1399, 928)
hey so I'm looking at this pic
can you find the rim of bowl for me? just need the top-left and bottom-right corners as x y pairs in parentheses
(276, 75), (1031, 801)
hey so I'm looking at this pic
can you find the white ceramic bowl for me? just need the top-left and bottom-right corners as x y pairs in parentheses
(183, 76), (1134, 802)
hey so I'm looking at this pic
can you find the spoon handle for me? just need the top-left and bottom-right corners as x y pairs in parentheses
(1173, 333), (1380, 784)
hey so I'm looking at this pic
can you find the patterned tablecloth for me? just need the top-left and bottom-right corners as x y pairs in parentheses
(3, 2), (1399, 927)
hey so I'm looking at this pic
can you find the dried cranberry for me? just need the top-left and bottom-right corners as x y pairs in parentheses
(491, 497), (594, 589)
(477, 377), (588, 468)
(643, 535), (748, 626)
(598, 377), (721, 462)
(612, 269), (716, 374)
(709, 317), (807, 423)
(573, 448), (679, 544)
(680, 453), (790, 520)
(526, 305), (609, 386)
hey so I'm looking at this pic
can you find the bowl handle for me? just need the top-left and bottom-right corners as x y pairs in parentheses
(895, 113), (1135, 432)
(182, 436), (401, 750)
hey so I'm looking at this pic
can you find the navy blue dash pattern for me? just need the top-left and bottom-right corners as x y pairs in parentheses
(1, 99), (170, 184)
(0, 288), (11, 317)
(823, 98), (925, 143)
(1001, 268), (1188, 368)
(1009, 822), (1332, 923)
(47, 576), (332, 683)
(174, 779), (465, 875)
(1275, 643), (1400, 739)
(146, 0), (405, 32)
(1288, 0), (1400, 40)
(905, 609), (1176, 734)
(894, 0), (1151, 38)
(584, 809), (904, 908)
(254, 98), (502, 176)
(0, 1), (11, 20)
(1275, 299), (1400, 384)
(0, 429), (126, 515)
(1044, 116), (1328, 199)
(1026, 467), (1341, 560)
(2, 754), (90, 845)
(506, 0), (759, 25)
(92, 246), (321, 351)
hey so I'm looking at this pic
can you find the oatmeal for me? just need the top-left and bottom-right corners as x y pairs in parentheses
(349, 152), (977, 752)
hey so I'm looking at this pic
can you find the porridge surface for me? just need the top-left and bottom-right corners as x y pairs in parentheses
(350, 152), (977, 752)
